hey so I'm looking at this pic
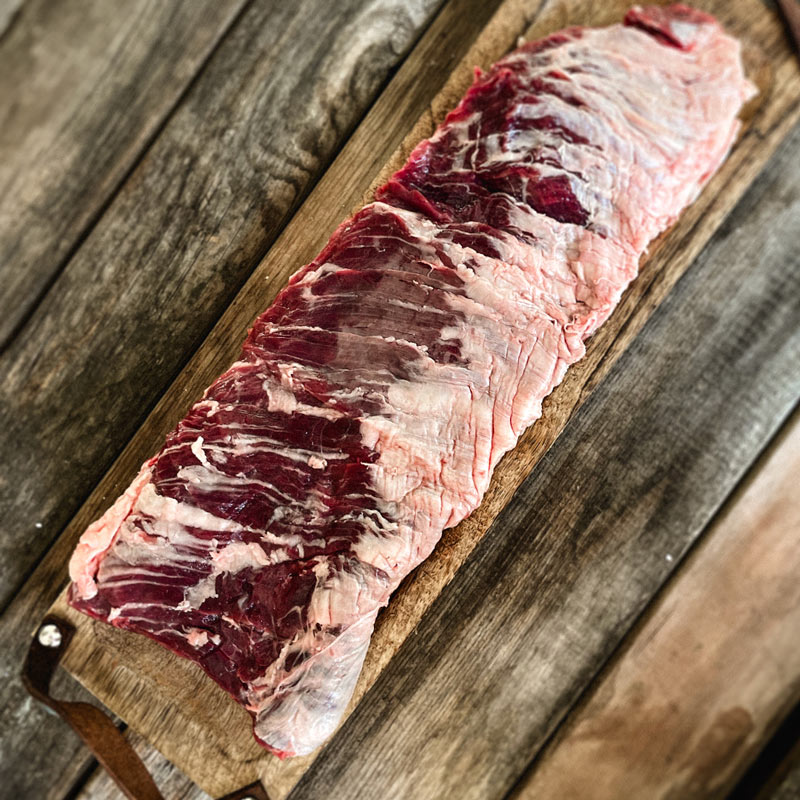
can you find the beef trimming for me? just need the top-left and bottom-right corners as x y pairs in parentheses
(69, 5), (754, 758)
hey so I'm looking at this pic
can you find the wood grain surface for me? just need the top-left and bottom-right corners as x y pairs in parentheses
(0, 1), (449, 797)
(0, 0), (246, 348)
(43, 0), (800, 797)
(0, 0), (444, 611)
(512, 411), (800, 800)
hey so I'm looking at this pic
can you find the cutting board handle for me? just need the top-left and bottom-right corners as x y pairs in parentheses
(22, 615), (270, 800)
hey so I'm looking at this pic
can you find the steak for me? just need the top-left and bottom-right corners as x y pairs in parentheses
(69, 5), (754, 758)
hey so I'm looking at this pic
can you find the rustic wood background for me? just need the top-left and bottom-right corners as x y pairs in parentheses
(0, 0), (798, 798)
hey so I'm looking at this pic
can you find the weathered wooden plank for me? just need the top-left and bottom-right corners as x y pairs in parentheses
(287, 119), (800, 800)
(0, 0), (447, 613)
(43, 0), (800, 796)
(0, 0), (247, 348)
(511, 411), (800, 800)
(0, 1), (453, 797)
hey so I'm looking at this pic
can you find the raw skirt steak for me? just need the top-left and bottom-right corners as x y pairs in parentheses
(69, 5), (755, 757)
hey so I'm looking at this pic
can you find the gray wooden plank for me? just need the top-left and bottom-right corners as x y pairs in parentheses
(287, 121), (800, 800)
(513, 412), (800, 799)
(0, 0), (247, 347)
(0, 0), (446, 615)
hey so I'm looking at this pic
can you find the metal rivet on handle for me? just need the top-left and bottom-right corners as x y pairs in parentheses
(38, 623), (62, 648)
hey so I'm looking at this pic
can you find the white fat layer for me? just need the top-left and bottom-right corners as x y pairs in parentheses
(264, 382), (345, 420)
(190, 437), (211, 469)
(136, 483), (247, 534)
(68, 461), (154, 599)
(187, 628), (209, 648)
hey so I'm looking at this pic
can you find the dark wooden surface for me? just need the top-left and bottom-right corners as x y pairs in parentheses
(1, 0), (799, 798)
(515, 408), (800, 798)
(765, 750), (800, 800)
(0, 0), (246, 348)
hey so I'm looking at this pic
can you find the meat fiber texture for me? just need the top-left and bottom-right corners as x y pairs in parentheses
(69, 5), (755, 758)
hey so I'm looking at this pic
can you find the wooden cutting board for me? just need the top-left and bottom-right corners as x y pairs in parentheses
(47, 0), (800, 797)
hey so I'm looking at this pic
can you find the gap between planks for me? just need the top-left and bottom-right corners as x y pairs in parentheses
(510, 406), (800, 800)
(731, 698), (800, 800)
(33, 0), (800, 797)
(0, 0), (24, 39)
